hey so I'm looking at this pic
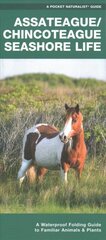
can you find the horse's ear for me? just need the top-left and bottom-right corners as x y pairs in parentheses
(75, 104), (79, 113)
(65, 103), (70, 111)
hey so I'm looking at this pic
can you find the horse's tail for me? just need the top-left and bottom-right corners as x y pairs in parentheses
(22, 127), (28, 161)
(21, 115), (43, 161)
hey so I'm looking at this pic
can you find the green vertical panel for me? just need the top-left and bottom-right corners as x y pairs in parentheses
(0, 0), (106, 239)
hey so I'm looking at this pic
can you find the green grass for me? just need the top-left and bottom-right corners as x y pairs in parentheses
(0, 162), (106, 213)
(1, 204), (105, 214)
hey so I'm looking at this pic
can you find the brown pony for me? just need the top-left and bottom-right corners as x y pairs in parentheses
(60, 104), (87, 180)
(17, 104), (87, 184)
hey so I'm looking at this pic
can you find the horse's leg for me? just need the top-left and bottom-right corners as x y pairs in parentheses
(60, 163), (70, 183)
(26, 165), (36, 184)
(76, 162), (84, 181)
(17, 159), (32, 186)
(60, 168), (68, 183)
(19, 176), (25, 186)
(37, 167), (48, 182)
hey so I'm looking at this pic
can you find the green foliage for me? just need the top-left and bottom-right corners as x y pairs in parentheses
(73, 78), (106, 88)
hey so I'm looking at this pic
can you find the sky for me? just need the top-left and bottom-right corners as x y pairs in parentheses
(0, 59), (106, 81)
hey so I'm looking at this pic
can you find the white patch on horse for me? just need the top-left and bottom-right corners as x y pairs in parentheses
(60, 117), (72, 141)
(35, 135), (64, 169)
(26, 126), (39, 135)
(63, 117), (72, 136)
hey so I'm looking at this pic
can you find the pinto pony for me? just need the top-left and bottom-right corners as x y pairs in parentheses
(17, 104), (87, 185)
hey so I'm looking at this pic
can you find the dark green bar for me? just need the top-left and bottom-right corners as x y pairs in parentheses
(0, 214), (106, 240)
(0, 3), (106, 10)
(0, 3), (46, 10)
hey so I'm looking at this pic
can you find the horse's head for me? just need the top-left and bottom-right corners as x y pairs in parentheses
(59, 104), (83, 143)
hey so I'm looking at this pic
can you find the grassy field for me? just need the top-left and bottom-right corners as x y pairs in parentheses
(0, 162), (106, 213)
(0, 73), (106, 213)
